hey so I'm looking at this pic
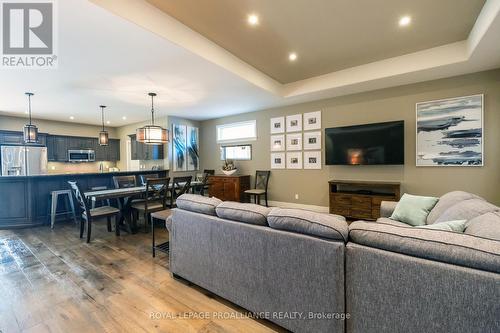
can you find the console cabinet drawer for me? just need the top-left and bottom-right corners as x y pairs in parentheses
(332, 194), (352, 205)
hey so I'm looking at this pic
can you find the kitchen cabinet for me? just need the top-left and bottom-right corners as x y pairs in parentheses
(46, 135), (120, 162)
(47, 135), (68, 162)
(95, 138), (120, 162)
(0, 130), (47, 146)
(129, 135), (164, 160)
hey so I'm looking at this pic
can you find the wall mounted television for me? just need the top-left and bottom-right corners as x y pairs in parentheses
(325, 121), (404, 165)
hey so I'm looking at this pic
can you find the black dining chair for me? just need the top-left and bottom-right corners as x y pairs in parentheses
(131, 177), (170, 233)
(170, 176), (192, 207)
(139, 173), (159, 186)
(68, 181), (120, 243)
(199, 169), (215, 196)
(244, 170), (271, 206)
(113, 175), (137, 189)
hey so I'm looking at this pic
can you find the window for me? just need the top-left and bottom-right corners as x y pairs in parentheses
(220, 145), (252, 160)
(216, 120), (257, 143)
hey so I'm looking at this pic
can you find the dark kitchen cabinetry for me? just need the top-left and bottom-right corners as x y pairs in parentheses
(129, 135), (164, 160)
(46, 135), (120, 162)
(0, 130), (47, 146)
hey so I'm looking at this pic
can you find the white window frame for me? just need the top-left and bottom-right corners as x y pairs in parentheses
(216, 120), (257, 143)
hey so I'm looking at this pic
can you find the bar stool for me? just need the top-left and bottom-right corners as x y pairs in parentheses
(48, 190), (77, 229)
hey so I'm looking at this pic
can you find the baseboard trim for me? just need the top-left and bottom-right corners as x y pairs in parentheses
(268, 200), (329, 213)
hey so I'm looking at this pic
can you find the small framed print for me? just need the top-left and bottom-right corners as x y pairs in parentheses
(286, 133), (302, 151)
(271, 153), (285, 169)
(303, 131), (321, 150)
(286, 114), (302, 132)
(304, 151), (322, 169)
(303, 111), (321, 131)
(270, 135), (285, 151)
(270, 117), (285, 134)
(287, 152), (303, 169)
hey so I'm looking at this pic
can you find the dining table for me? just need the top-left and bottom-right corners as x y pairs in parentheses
(84, 181), (203, 233)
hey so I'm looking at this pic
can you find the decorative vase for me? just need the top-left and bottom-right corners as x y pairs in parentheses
(222, 169), (237, 176)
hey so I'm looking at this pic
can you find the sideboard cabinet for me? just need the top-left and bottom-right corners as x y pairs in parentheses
(208, 175), (250, 202)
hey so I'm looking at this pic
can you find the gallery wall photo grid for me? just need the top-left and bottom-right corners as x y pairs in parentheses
(172, 123), (200, 171)
(416, 94), (483, 167)
(270, 111), (322, 170)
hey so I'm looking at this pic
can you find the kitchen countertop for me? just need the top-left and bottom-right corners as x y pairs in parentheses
(0, 169), (169, 179)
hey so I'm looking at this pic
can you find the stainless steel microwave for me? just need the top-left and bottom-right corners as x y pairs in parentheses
(68, 149), (95, 162)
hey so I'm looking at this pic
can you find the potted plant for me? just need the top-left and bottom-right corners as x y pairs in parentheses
(222, 159), (237, 176)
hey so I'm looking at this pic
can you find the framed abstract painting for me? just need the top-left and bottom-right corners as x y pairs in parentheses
(416, 94), (483, 167)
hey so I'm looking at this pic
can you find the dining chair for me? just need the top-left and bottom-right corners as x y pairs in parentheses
(113, 175), (137, 189)
(199, 170), (215, 196)
(244, 170), (271, 206)
(139, 173), (159, 186)
(170, 176), (192, 207)
(131, 177), (170, 233)
(68, 181), (120, 243)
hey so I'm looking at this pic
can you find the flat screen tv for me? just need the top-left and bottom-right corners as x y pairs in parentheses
(325, 121), (404, 165)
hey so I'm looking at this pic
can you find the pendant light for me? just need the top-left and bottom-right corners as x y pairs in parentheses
(98, 105), (109, 146)
(23, 92), (39, 144)
(136, 92), (168, 145)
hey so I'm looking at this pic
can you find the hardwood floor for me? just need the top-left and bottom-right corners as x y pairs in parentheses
(0, 219), (285, 333)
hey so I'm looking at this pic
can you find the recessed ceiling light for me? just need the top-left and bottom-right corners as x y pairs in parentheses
(122, 116), (127, 120)
(399, 16), (411, 27)
(69, 116), (74, 120)
(288, 52), (298, 62)
(247, 14), (259, 26)
(106, 120), (110, 124)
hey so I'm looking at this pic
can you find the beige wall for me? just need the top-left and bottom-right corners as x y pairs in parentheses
(200, 69), (500, 206)
(0, 115), (119, 138)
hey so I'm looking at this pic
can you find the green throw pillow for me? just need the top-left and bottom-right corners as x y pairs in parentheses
(390, 193), (439, 226)
(416, 220), (467, 233)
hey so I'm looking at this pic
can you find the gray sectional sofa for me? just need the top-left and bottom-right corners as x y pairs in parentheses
(166, 192), (500, 333)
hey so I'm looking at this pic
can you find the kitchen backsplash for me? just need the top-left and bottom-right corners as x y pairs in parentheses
(47, 162), (117, 174)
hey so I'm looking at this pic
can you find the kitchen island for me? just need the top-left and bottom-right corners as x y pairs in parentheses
(0, 170), (168, 228)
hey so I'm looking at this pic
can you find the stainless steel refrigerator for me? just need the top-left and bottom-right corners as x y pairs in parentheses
(1, 146), (48, 176)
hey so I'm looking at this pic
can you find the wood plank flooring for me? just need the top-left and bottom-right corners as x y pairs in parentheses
(0, 218), (285, 333)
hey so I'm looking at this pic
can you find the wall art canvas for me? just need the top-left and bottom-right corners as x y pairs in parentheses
(286, 133), (302, 151)
(303, 111), (321, 130)
(270, 117), (285, 134)
(270, 135), (285, 151)
(287, 152), (302, 169)
(303, 131), (321, 150)
(304, 151), (322, 169)
(416, 94), (483, 167)
(271, 152), (285, 169)
(186, 126), (199, 171)
(172, 124), (187, 171)
(286, 114), (302, 132)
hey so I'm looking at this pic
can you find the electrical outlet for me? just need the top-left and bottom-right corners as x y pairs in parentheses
(295, 194), (299, 200)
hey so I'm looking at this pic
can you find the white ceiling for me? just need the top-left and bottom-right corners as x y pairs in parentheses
(1, 0), (499, 127)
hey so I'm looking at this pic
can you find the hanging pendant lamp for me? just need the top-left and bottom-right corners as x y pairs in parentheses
(99, 105), (109, 146)
(23, 92), (39, 144)
(136, 92), (168, 145)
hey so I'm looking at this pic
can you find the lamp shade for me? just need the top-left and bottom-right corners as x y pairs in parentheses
(23, 124), (38, 144)
(136, 125), (168, 145)
(99, 131), (109, 146)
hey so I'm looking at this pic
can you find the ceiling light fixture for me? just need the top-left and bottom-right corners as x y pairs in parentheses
(98, 105), (109, 146)
(136, 92), (168, 145)
(399, 16), (411, 27)
(289, 52), (298, 61)
(247, 14), (259, 26)
(23, 92), (38, 144)
(122, 116), (127, 120)
(69, 116), (75, 120)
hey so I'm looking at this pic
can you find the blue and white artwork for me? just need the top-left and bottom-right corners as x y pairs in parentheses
(173, 124), (187, 171)
(186, 126), (199, 171)
(416, 95), (483, 166)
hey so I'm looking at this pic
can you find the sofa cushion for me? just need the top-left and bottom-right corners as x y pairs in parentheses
(427, 191), (484, 224)
(175, 194), (222, 216)
(215, 201), (271, 226)
(416, 220), (467, 233)
(377, 217), (411, 227)
(390, 194), (439, 226)
(465, 212), (500, 241)
(435, 199), (499, 224)
(349, 221), (500, 274)
(267, 208), (348, 242)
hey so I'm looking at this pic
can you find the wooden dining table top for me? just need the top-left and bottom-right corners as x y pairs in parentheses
(84, 181), (203, 201)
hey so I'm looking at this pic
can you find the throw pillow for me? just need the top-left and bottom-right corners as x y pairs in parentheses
(416, 220), (467, 233)
(390, 193), (439, 226)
